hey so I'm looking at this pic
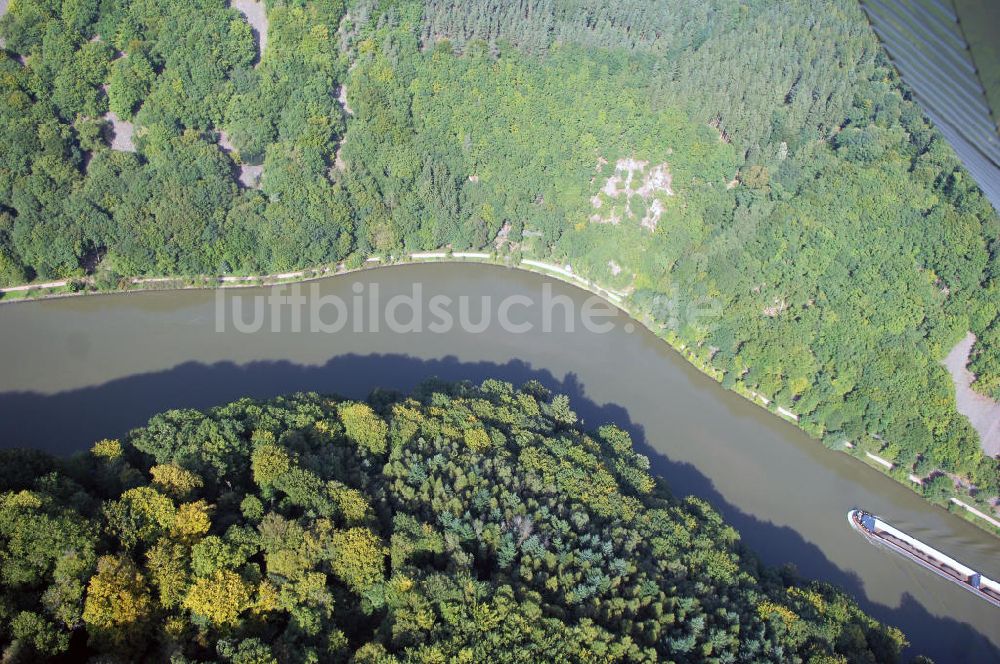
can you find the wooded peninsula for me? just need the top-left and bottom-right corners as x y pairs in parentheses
(0, 382), (910, 662)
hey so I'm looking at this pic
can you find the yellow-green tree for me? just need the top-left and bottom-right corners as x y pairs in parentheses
(327, 481), (372, 525)
(146, 541), (190, 609)
(170, 500), (212, 541)
(103, 486), (176, 548)
(338, 403), (388, 455)
(82, 555), (153, 649)
(91, 438), (122, 460)
(183, 569), (254, 626)
(150, 463), (204, 499)
(463, 427), (492, 452)
(251, 444), (291, 489)
(329, 527), (387, 593)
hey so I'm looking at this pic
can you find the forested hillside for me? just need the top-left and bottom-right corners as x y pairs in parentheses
(0, 0), (351, 277)
(0, 382), (908, 662)
(342, 2), (1000, 510)
(1, 0), (997, 517)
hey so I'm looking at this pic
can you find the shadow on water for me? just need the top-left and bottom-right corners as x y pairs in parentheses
(0, 353), (995, 661)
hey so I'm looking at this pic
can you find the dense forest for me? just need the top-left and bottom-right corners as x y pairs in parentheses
(0, 0), (351, 277)
(0, 0), (998, 515)
(342, 1), (1000, 499)
(0, 382), (910, 662)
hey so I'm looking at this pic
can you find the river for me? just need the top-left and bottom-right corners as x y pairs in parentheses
(0, 263), (997, 660)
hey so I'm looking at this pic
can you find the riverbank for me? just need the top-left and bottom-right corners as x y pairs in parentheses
(3, 259), (998, 659)
(0, 253), (628, 305)
(2, 252), (998, 536)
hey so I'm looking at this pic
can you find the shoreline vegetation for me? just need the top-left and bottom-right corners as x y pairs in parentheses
(3, 252), (998, 537)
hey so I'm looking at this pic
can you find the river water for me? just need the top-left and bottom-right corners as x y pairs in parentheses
(0, 263), (996, 660)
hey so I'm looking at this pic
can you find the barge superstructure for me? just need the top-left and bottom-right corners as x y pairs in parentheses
(848, 509), (1000, 608)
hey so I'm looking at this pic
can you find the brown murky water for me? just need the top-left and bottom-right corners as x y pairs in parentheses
(0, 263), (997, 659)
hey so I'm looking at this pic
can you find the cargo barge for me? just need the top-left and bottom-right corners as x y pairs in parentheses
(848, 509), (1000, 608)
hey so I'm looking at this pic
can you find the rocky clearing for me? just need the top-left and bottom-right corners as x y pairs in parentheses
(0, 0), (8, 47)
(238, 164), (263, 188)
(337, 84), (354, 116)
(216, 130), (263, 188)
(332, 81), (355, 173)
(943, 331), (1000, 456)
(590, 157), (673, 231)
(231, 0), (268, 65)
(102, 111), (136, 152)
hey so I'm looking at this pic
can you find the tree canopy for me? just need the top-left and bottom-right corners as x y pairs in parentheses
(0, 382), (909, 662)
